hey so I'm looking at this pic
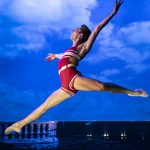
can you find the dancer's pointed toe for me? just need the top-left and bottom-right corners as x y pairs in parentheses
(128, 89), (148, 97)
(5, 123), (21, 135)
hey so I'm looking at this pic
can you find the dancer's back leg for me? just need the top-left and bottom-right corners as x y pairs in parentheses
(73, 76), (148, 97)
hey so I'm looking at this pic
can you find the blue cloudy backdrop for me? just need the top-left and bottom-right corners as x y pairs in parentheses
(0, 0), (150, 122)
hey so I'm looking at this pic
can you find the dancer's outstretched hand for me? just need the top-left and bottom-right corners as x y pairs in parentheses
(44, 53), (56, 61)
(112, 0), (124, 15)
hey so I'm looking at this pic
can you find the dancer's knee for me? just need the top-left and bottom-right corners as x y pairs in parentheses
(97, 81), (117, 91)
(102, 82), (115, 90)
(41, 102), (49, 112)
(96, 81), (105, 91)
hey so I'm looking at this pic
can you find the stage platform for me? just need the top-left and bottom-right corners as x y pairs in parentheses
(0, 121), (150, 150)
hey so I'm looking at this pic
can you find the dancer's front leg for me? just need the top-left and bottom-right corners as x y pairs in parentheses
(5, 88), (71, 134)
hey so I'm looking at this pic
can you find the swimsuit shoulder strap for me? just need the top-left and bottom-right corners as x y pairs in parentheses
(72, 45), (78, 50)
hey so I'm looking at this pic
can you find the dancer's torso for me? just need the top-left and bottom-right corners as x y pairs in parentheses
(58, 46), (81, 70)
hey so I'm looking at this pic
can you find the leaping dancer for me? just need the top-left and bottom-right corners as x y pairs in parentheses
(5, 0), (148, 135)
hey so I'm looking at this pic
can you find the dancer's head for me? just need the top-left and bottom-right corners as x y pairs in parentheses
(70, 24), (91, 43)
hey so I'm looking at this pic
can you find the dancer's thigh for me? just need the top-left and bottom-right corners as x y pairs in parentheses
(73, 76), (104, 91)
(44, 88), (72, 108)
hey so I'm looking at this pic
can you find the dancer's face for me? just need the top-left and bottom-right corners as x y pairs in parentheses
(70, 28), (83, 41)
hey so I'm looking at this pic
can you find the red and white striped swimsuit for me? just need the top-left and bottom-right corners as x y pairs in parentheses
(58, 46), (81, 96)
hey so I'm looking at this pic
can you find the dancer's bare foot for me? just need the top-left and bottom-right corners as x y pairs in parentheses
(5, 122), (22, 135)
(128, 89), (148, 97)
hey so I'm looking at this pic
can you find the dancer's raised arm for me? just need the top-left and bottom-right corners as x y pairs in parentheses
(80, 0), (124, 55)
